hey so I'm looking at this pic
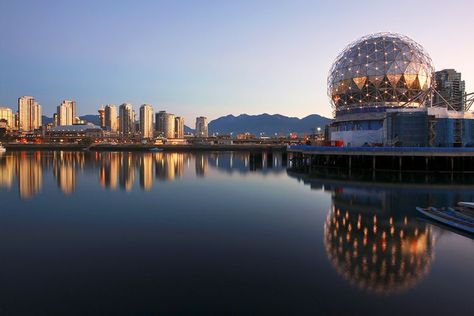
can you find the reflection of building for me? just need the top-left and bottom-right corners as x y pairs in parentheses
(195, 153), (208, 177)
(99, 152), (119, 190)
(18, 153), (43, 199)
(119, 153), (135, 191)
(324, 203), (434, 294)
(195, 116), (208, 137)
(140, 153), (153, 190)
(57, 100), (76, 126)
(174, 116), (184, 139)
(18, 96), (42, 131)
(119, 103), (135, 136)
(55, 158), (76, 195)
(139, 104), (154, 139)
(0, 155), (15, 188)
(155, 152), (184, 181)
(104, 104), (118, 132)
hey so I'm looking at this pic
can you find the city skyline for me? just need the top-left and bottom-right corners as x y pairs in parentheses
(1, 1), (473, 124)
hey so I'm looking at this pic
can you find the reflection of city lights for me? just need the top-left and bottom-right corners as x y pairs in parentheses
(2, 151), (285, 197)
(324, 207), (434, 295)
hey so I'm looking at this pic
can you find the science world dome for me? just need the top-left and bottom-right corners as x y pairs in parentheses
(328, 33), (434, 111)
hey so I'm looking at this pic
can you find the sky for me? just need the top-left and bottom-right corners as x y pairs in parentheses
(1, 0), (473, 124)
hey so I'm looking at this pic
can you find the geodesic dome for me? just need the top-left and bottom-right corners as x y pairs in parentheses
(328, 33), (434, 111)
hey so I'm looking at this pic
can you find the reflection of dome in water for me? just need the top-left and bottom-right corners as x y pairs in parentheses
(324, 207), (434, 294)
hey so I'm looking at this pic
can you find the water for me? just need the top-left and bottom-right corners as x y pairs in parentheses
(0, 151), (473, 315)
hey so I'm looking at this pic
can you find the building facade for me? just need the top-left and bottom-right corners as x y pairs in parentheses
(98, 107), (105, 128)
(155, 111), (165, 136)
(155, 111), (175, 138)
(195, 116), (208, 137)
(139, 104), (154, 139)
(119, 103), (135, 136)
(0, 107), (15, 129)
(174, 116), (185, 138)
(57, 100), (76, 126)
(18, 96), (42, 131)
(327, 33), (434, 147)
(104, 104), (118, 132)
(433, 69), (466, 111)
(163, 113), (175, 139)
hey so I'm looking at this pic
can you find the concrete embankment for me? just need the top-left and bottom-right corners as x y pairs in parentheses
(4, 143), (287, 152)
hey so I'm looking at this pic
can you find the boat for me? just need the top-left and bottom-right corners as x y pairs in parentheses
(417, 216), (474, 240)
(149, 147), (164, 152)
(0, 144), (6, 153)
(416, 206), (474, 234)
(458, 202), (474, 209)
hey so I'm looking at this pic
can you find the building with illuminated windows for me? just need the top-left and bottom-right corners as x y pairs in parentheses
(139, 104), (154, 139)
(327, 33), (474, 147)
(119, 103), (135, 136)
(57, 100), (76, 126)
(18, 96), (41, 131)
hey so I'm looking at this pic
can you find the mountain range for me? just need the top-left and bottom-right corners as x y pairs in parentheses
(42, 113), (332, 135)
(207, 113), (330, 135)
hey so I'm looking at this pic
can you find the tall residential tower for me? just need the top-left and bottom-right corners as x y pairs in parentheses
(119, 103), (135, 136)
(195, 116), (208, 137)
(18, 96), (41, 131)
(433, 69), (466, 111)
(174, 116), (185, 138)
(139, 104), (154, 139)
(104, 104), (118, 132)
(57, 100), (76, 126)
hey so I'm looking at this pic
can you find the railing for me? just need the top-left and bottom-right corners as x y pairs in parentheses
(288, 145), (474, 153)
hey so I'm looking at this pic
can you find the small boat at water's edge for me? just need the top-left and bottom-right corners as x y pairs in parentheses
(458, 202), (474, 209)
(416, 206), (474, 234)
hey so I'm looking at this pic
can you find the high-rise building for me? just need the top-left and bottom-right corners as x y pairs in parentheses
(174, 116), (185, 139)
(155, 111), (175, 138)
(57, 100), (76, 126)
(18, 96), (42, 131)
(195, 116), (208, 137)
(139, 104), (154, 139)
(164, 113), (175, 139)
(53, 113), (58, 127)
(98, 107), (105, 128)
(0, 107), (15, 129)
(119, 103), (134, 136)
(433, 69), (466, 111)
(155, 111), (166, 136)
(104, 104), (118, 132)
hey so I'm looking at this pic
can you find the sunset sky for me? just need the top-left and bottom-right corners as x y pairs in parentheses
(1, 0), (473, 123)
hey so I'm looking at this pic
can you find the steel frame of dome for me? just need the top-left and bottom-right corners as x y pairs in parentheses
(328, 32), (434, 112)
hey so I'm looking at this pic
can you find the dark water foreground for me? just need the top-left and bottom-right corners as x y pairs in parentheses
(0, 151), (473, 315)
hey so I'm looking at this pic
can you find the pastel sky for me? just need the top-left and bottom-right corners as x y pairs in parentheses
(1, 0), (473, 124)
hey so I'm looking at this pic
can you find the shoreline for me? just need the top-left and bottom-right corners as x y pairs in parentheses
(3, 143), (288, 152)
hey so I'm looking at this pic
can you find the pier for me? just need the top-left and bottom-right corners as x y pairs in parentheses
(288, 146), (474, 173)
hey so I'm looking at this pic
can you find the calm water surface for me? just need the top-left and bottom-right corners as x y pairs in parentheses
(0, 151), (473, 315)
